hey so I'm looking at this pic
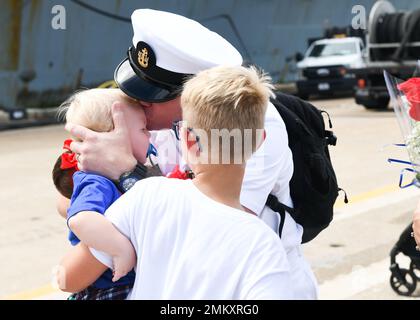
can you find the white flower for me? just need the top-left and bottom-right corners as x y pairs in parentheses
(406, 122), (420, 168)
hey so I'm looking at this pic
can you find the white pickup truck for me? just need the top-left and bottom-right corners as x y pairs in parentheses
(296, 37), (365, 100)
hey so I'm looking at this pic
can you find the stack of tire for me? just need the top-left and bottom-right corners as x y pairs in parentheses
(372, 9), (420, 61)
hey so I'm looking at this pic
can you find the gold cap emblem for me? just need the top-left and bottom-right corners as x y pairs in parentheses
(138, 48), (149, 68)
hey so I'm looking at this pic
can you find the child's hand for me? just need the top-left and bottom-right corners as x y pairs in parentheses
(111, 243), (137, 282)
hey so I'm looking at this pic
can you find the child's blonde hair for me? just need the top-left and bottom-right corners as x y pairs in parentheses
(59, 88), (137, 133)
(181, 65), (275, 163)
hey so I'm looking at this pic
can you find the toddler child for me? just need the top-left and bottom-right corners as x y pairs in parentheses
(52, 88), (150, 299)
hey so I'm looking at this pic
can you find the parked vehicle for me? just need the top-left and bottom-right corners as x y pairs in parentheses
(296, 37), (364, 100)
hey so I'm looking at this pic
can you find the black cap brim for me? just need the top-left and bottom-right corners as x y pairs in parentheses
(114, 58), (179, 103)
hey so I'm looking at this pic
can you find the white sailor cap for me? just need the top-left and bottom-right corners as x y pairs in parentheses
(114, 9), (243, 102)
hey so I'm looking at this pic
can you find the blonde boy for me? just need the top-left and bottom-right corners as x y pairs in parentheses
(60, 66), (293, 299)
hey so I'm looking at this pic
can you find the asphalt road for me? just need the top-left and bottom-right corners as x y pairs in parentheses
(1, 97), (419, 300)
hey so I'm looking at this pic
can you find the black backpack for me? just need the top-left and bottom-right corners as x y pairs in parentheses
(265, 92), (346, 243)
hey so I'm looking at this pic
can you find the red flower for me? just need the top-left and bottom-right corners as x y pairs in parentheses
(397, 78), (420, 121)
(167, 165), (190, 180)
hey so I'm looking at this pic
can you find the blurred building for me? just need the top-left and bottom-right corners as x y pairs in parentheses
(0, 0), (419, 110)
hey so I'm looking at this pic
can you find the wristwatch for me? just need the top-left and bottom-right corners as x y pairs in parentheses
(117, 163), (148, 193)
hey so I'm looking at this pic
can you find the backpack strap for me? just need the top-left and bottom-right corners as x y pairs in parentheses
(266, 194), (295, 238)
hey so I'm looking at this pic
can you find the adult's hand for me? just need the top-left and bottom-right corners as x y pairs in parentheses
(413, 199), (420, 247)
(57, 243), (108, 293)
(65, 102), (137, 180)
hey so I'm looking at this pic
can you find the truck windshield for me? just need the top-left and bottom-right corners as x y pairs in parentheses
(308, 42), (357, 57)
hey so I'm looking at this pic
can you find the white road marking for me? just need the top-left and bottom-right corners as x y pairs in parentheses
(319, 258), (391, 299)
(319, 254), (418, 300)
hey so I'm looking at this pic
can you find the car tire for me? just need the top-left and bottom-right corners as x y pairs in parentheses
(363, 97), (390, 110)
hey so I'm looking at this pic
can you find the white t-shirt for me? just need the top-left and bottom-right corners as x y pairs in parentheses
(150, 102), (303, 251)
(91, 177), (293, 300)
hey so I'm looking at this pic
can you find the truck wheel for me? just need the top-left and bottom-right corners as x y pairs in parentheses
(363, 98), (390, 110)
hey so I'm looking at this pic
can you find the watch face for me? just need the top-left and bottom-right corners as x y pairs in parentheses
(122, 177), (138, 191)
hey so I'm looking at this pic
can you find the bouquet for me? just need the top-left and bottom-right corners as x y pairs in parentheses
(385, 61), (420, 187)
